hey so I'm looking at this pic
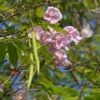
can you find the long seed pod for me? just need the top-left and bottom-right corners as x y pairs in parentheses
(28, 39), (34, 89)
(32, 31), (40, 74)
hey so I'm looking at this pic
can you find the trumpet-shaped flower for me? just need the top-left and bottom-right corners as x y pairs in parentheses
(47, 27), (69, 51)
(54, 50), (72, 66)
(64, 26), (82, 44)
(44, 6), (62, 24)
(81, 24), (93, 38)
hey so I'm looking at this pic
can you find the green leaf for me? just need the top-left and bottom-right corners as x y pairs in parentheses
(18, 26), (27, 31)
(49, 24), (67, 34)
(62, 96), (78, 100)
(42, 21), (67, 34)
(37, 76), (79, 97)
(6, 26), (15, 34)
(92, 45), (100, 51)
(0, 42), (6, 64)
(36, 6), (45, 18)
(0, 0), (8, 11)
(83, 0), (96, 9)
(7, 42), (18, 66)
(13, 39), (27, 51)
(85, 89), (100, 100)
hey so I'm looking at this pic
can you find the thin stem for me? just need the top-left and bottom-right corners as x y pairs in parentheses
(2, 74), (12, 86)
(70, 70), (81, 87)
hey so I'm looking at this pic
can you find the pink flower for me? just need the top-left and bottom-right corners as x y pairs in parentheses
(81, 24), (93, 38)
(33, 26), (52, 43)
(28, 26), (44, 40)
(64, 26), (82, 44)
(44, 6), (62, 24)
(54, 50), (72, 66)
(34, 26), (44, 40)
(45, 27), (69, 52)
(28, 27), (51, 44)
(48, 33), (69, 52)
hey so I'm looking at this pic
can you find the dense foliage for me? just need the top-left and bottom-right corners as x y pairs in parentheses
(0, 0), (100, 99)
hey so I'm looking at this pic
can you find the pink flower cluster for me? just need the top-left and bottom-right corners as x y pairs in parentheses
(28, 6), (82, 67)
(32, 26), (81, 67)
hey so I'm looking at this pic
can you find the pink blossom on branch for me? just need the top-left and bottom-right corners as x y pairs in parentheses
(28, 6), (83, 67)
(47, 27), (69, 51)
(28, 26), (45, 40)
(33, 26), (44, 40)
(34, 26), (53, 44)
(28, 26), (52, 44)
(54, 50), (72, 66)
(64, 26), (82, 44)
(33, 26), (69, 51)
(81, 24), (93, 38)
(33, 26), (71, 67)
(44, 6), (62, 24)
(28, 26), (82, 67)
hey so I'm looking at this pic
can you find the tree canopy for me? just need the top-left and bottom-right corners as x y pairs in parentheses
(0, 0), (100, 100)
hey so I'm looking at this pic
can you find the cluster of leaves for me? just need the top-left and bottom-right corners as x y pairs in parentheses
(0, 0), (100, 99)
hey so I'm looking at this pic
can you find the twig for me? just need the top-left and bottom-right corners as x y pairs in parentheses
(6, 81), (27, 95)
(70, 70), (81, 87)
(3, 66), (23, 96)
(2, 74), (12, 87)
